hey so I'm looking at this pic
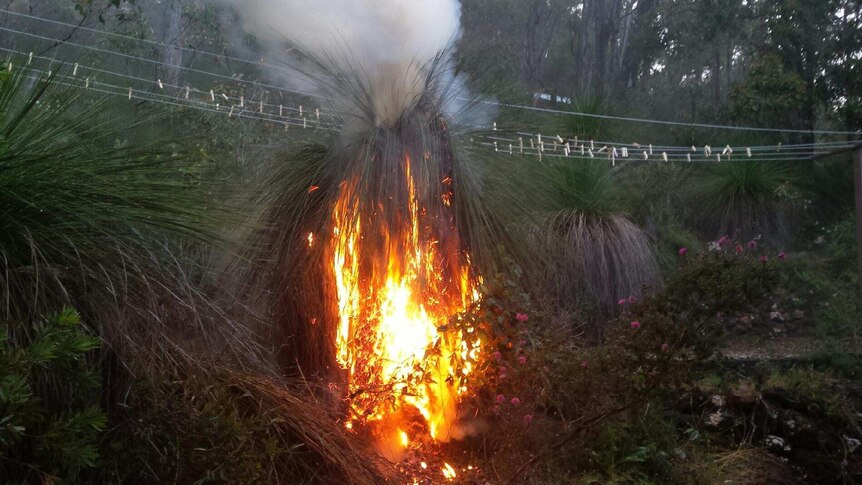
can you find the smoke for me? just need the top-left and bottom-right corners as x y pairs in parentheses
(225, 0), (465, 129)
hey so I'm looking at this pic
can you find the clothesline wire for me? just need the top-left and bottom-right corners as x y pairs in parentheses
(0, 25), (327, 101)
(0, 45), (340, 124)
(18, 65), (338, 131)
(2, 52), (856, 161)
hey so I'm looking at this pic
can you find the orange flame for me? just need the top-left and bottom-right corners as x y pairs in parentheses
(330, 154), (477, 447)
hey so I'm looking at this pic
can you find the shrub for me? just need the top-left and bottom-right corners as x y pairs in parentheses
(99, 367), (388, 484)
(0, 308), (105, 483)
(479, 239), (781, 482)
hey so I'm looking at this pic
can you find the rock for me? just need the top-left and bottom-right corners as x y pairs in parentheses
(770, 311), (785, 322)
(845, 436), (861, 453)
(707, 411), (724, 427)
(765, 435), (791, 452)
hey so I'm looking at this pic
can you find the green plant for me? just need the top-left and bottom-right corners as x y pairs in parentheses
(691, 161), (801, 241)
(100, 366), (388, 484)
(583, 405), (677, 482)
(537, 160), (659, 315)
(0, 308), (105, 482)
(0, 67), (220, 322)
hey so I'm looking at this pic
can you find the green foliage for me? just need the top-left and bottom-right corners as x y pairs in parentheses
(583, 405), (677, 483)
(0, 68), (223, 322)
(563, 97), (614, 141)
(550, 159), (621, 217)
(103, 376), (298, 484)
(610, 239), (779, 377)
(537, 159), (659, 314)
(691, 161), (800, 241)
(811, 342), (862, 379)
(0, 308), (105, 482)
(763, 366), (845, 419)
(726, 53), (809, 131)
(777, 220), (860, 368)
(100, 368), (385, 485)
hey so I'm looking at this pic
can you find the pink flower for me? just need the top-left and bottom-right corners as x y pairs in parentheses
(718, 236), (730, 247)
(735, 244), (744, 254)
(759, 256), (768, 263)
(618, 298), (627, 305)
(747, 240), (758, 249)
(516, 313), (529, 322)
(630, 320), (641, 330)
(628, 295), (638, 304)
(492, 405), (500, 414)
(495, 394), (505, 404)
(661, 343), (670, 353)
(510, 397), (521, 406)
(518, 356), (527, 365)
(679, 247), (688, 256)
(499, 373), (508, 380)
(778, 251), (786, 260)
(580, 360), (589, 368)
(492, 351), (502, 361)
(523, 414), (533, 424)
(716, 311), (724, 321)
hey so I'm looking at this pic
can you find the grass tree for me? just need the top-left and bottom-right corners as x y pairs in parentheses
(692, 160), (800, 242)
(538, 158), (659, 324)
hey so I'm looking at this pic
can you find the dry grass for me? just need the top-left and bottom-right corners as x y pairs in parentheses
(539, 210), (659, 313)
(678, 447), (801, 485)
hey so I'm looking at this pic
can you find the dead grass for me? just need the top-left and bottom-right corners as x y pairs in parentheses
(540, 210), (659, 315)
(678, 447), (801, 485)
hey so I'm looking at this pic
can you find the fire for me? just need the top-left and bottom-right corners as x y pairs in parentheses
(442, 463), (457, 480)
(330, 153), (478, 449)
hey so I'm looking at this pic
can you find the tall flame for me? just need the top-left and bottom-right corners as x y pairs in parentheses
(330, 154), (477, 447)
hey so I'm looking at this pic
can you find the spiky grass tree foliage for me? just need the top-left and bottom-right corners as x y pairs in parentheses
(0, 69), (264, 364)
(538, 159), (659, 315)
(692, 161), (799, 242)
(238, 54), (534, 378)
(0, 68), (389, 483)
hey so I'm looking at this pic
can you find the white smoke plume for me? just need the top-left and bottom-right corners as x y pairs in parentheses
(227, 0), (464, 129)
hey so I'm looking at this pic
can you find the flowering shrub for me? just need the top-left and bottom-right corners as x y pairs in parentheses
(611, 238), (780, 364)
(440, 239), (786, 482)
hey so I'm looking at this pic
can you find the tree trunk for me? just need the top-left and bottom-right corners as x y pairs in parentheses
(521, 0), (560, 95)
(713, 48), (721, 117)
(158, 0), (184, 93)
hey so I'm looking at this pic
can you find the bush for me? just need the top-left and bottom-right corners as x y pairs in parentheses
(0, 308), (105, 483)
(463, 239), (781, 482)
(98, 366), (388, 484)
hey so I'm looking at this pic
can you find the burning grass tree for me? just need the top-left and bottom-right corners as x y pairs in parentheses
(232, 1), (539, 461)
